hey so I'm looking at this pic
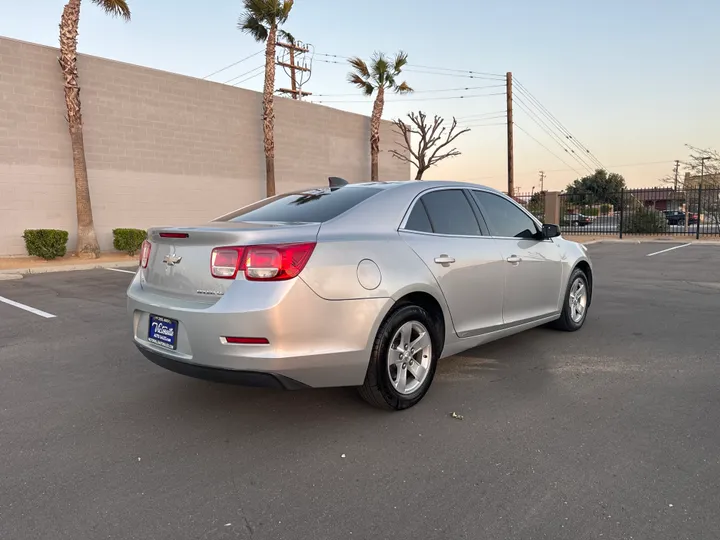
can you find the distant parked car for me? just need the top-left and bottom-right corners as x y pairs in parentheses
(127, 179), (593, 410)
(663, 210), (698, 225)
(566, 213), (594, 227)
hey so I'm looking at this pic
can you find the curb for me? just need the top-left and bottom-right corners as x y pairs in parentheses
(0, 260), (138, 278)
(582, 239), (720, 246)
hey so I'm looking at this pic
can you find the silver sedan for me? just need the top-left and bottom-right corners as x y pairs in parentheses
(127, 179), (593, 410)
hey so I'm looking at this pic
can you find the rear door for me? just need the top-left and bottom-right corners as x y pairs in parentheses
(469, 190), (564, 325)
(399, 188), (505, 337)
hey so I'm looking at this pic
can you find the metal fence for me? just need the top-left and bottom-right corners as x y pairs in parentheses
(512, 191), (546, 223)
(558, 187), (720, 237)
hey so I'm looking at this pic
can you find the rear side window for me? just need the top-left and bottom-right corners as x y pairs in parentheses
(404, 201), (433, 233)
(216, 186), (384, 223)
(406, 189), (481, 236)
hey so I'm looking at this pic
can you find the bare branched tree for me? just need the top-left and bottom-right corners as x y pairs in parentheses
(659, 144), (720, 231)
(389, 111), (470, 180)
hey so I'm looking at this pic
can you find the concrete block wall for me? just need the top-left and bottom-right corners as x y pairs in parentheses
(0, 37), (409, 256)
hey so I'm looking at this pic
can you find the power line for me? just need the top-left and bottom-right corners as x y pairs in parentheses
(513, 92), (595, 171)
(513, 94), (595, 173)
(459, 115), (507, 126)
(312, 84), (503, 98)
(516, 97), (593, 172)
(461, 122), (507, 128)
(514, 123), (584, 176)
(224, 65), (264, 85)
(514, 80), (603, 169)
(233, 70), (264, 86)
(404, 63), (504, 79)
(402, 67), (504, 81)
(456, 110), (507, 121)
(308, 92), (505, 104)
(514, 79), (606, 169)
(203, 50), (264, 79)
(314, 57), (504, 81)
(315, 52), (505, 79)
(467, 160), (676, 183)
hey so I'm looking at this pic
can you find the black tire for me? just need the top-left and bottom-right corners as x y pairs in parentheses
(551, 267), (590, 332)
(358, 303), (441, 411)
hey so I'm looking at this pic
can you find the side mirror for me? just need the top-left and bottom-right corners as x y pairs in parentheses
(542, 223), (561, 238)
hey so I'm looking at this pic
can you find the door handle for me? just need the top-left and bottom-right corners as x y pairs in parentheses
(506, 255), (522, 265)
(434, 255), (456, 265)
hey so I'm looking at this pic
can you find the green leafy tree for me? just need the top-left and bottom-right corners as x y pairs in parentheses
(347, 51), (413, 181)
(59, 0), (131, 258)
(527, 191), (545, 221)
(565, 169), (626, 208)
(239, 0), (294, 197)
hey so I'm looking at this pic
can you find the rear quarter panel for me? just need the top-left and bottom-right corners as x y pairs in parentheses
(300, 229), (457, 352)
(300, 231), (440, 302)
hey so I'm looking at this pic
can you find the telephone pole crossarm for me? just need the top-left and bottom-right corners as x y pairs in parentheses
(276, 39), (313, 100)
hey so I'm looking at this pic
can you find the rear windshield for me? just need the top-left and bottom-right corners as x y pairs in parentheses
(215, 186), (384, 223)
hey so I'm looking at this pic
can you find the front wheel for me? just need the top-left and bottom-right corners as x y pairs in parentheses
(551, 268), (590, 331)
(359, 304), (440, 411)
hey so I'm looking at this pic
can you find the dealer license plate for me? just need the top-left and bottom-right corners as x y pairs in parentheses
(148, 315), (178, 350)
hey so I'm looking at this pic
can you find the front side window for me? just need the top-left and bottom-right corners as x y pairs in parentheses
(471, 191), (539, 239)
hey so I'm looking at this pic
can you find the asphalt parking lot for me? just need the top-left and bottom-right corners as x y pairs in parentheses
(1, 242), (719, 540)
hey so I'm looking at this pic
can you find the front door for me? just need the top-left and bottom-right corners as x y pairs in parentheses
(470, 190), (564, 325)
(399, 188), (505, 336)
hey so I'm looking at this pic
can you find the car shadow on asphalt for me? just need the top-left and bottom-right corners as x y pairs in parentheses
(130, 327), (561, 424)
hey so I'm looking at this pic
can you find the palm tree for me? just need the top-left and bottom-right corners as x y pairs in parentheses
(238, 0), (294, 198)
(347, 51), (413, 181)
(58, 0), (130, 259)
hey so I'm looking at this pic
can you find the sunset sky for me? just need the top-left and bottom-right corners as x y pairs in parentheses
(3, 0), (718, 192)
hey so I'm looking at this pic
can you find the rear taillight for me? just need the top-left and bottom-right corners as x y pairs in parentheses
(159, 232), (189, 239)
(210, 243), (316, 281)
(140, 240), (151, 268)
(244, 243), (316, 281)
(210, 247), (244, 279)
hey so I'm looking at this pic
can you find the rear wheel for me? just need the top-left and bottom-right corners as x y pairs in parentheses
(552, 268), (589, 332)
(359, 304), (440, 411)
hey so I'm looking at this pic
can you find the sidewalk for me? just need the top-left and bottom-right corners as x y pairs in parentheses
(0, 252), (137, 279)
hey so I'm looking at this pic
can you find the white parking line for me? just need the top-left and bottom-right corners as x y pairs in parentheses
(0, 295), (56, 319)
(646, 243), (692, 257)
(105, 268), (137, 275)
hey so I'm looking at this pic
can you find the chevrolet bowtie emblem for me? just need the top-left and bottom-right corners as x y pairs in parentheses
(163, 254), (183, 266)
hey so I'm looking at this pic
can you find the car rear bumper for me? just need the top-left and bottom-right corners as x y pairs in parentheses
(127, 273), (392, 388)
(135, 344), (309, 389)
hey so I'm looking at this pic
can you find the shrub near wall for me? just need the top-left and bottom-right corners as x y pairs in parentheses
(23, 229), (69, 260)
(113, 228), (147, 256)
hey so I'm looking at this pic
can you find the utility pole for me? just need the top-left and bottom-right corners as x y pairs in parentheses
(506, 72), (514, 196)
(276, 40), (312, 99)
(539, 170), (545, 192)
(673, 160), (680, 191)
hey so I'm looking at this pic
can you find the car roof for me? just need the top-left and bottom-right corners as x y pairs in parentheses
(343, 180), (503, 195)
(315, 180), (514, 233)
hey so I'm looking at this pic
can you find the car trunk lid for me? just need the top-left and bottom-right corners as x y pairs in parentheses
(141, 222), (320, 303)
